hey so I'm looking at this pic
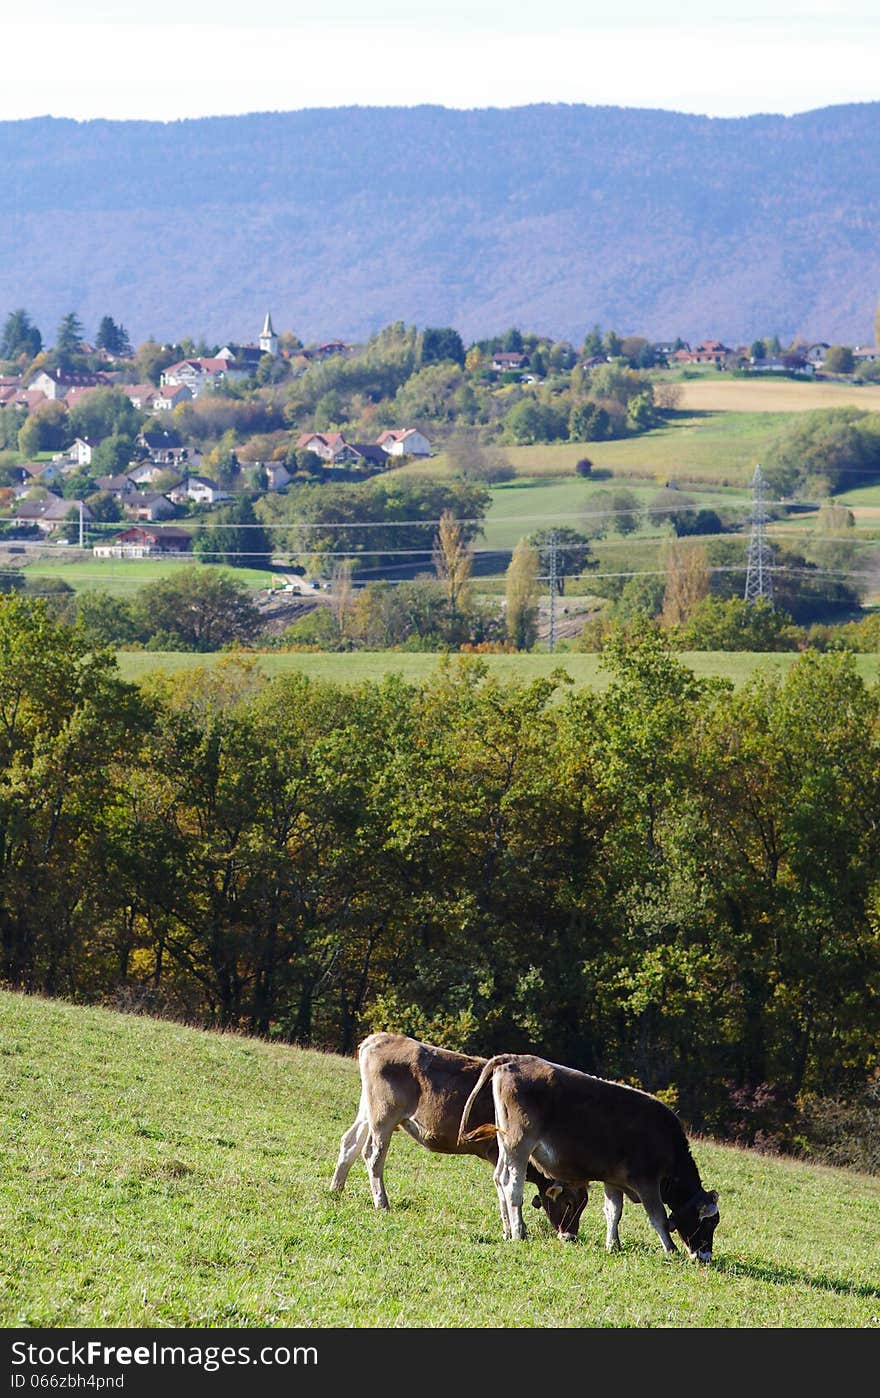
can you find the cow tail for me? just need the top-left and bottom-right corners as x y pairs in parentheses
(457, 1055), (508, 1145)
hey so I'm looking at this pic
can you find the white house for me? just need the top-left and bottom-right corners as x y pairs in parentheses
(160, 357), (246, 399)
(376, 428), (432, 458)
(68, 436), (104, 466)
(28, 370), (109, 401)
(168, 475), (229, 505)
(151, 384), (193, 411)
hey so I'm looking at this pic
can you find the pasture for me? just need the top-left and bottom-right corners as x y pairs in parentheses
(674, 378), (880, 414)
(11, 556), (278, 598)
(111, 649), (880, 690)
(1, 992), (878, 1327)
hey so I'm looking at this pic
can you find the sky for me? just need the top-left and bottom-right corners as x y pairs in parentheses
(1, 0), (878, 122)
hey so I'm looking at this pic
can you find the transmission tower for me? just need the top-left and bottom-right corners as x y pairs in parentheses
(547, 530), (558, 652)
(744, 463), (774, 604)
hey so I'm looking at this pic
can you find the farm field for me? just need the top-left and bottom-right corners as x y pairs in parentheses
(112, 649), (880, 690)
(9, 556), (279, 597)
(499, 411), (790, 483)
(675, 378), (880, 414)
(1, 991), (878, 1328)
(481, 476), (754, 552)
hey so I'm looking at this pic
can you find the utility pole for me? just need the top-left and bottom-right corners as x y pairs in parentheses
(744, 463), (773, 604)
(547, 529), (558, 653)
(78, 500), (84, 550)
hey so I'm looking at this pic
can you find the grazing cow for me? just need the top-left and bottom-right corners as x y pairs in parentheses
(459, 1053), (719, 1262)
(331, 1032), (588, 1240)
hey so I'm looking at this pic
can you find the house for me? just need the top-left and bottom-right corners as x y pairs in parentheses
(167, 475), (229, 505)
(151, 383), (193, 411)
(136, 430), (188, 465)
(300, 340), (350, 362)
(690, 340), (731, 364)
(160, 357), (246, 398)
(252, 462), (292, 491)
(491, 352), (530, 372)
(218, 311), (279, 366)
(93, 525), (193, 559)
(117, 382), (164, 410)
(68, 436), (105, 467)
(347, 444), (388, 471)
(8, 388), (47, 413)
(123, 492), (177, 522)
(93, 473), (138, 498)
(28, 370), (110, 401)
(19, 461), (63, 486)
(854, 346), (880, 362)
(747, 356), (814, 376)
(805, 342), (830, 365)
(15, 495), (92, 535)
(295, 431), (356, 464)
(376, 428), (432, 458)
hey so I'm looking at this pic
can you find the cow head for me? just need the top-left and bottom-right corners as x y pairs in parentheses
(667, 1189), (719, 1263)
(532, 1180), (589, 1241)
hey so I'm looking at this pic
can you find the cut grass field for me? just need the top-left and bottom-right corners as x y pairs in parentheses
(13, 557), (278, 598)
(111, 650), (880, 691)
(1, 991), (878, 1327)
(675, 378), (880, 414)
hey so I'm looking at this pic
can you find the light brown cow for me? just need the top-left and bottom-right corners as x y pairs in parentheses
(459, 1053), (720, 1262)
(331, 1032), (588, 1240)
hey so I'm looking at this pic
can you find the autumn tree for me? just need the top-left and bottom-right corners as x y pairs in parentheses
(660, 538), (710, 627)
(433, 509), (473, 624)
(505, 539), (540, 650)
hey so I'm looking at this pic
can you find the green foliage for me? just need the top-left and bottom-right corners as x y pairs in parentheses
(193, 495), (271, 569)
(420, 326), (465, 367)
(823, 344), (855, 374)
(131, 566), (260, 649)
(569, 402), (610, 442)
(0, 308), (42, 361)
(68, 387), (141, 444)
(504, 398), (567, 445)
(676, 596), (800, 651)
(763, 407), (880, 495)
(528, 528), (594, 594)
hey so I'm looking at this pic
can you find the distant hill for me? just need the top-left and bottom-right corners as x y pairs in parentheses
(1, 103), (880, 348)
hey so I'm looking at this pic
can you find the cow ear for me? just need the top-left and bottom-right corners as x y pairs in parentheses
(546, 1184), (563, 1201)
(708, 1189), (719, 1202)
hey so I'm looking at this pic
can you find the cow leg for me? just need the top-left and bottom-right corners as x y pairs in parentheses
(330, 1112), (370, 1192)
(363, 1126), (394, 1210)
(494, 1153), (512, 1239)
(635, 1181), (678, 1255)
(603, 1186), (624, 1252)
(499, 1147), (528, 1242)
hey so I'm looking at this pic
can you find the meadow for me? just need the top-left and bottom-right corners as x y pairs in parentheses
(1, 991), (878, 1328)
(112, 649), (880, 690)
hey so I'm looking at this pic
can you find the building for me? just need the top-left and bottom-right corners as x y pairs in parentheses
(259, 310), (278, 358)
(376, 428), (432, 458)
(28, 369), (110, 401)
(93, 525), (193, 558)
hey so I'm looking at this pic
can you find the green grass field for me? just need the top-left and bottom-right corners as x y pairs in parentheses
(111, 650), (880, 690)
(1, 991), (878, 1327)
(481, 476), (754, 551)
(14, 558), (279, 597)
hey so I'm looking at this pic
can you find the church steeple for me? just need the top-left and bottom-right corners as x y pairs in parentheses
(259, 310), (278, 358)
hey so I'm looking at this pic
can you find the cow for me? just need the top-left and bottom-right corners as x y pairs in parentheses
(459, 1053), (720, 1262)
(331, 1032), (588, 1241)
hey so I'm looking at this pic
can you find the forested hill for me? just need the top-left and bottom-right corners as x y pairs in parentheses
(2, 102), (880, 346)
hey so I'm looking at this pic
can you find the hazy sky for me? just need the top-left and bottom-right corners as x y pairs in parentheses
(2, 1), (878, 122)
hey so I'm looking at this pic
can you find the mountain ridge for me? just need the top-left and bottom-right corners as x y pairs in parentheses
(2, 102), (879, 347)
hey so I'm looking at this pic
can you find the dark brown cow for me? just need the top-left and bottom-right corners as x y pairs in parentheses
(331, 1032), (588, 1240)
(459, 1053), (720, 1262)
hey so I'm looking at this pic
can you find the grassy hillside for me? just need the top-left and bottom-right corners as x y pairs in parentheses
(1, 992), (878, 1327)
(111, 650), (880, 690)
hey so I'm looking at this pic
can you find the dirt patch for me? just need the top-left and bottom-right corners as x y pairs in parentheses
(254, 589), (328, 637)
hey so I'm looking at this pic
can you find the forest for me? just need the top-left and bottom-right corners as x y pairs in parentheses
(2, 592), (878, 1172)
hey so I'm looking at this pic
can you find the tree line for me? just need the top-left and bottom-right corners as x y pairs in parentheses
(2, 594), (879, 1167)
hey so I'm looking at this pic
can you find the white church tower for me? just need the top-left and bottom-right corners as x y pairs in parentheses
(259, 310), (278, 358)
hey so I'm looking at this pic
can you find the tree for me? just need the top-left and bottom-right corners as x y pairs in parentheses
(676, 596), (797, 650)
(569, 402), (610, 442)
(56, 312), (85, 356)
(660, 539), (710, 627)
(135, 339), (179, 386)
(464, 346), (483, 374)
(193, 495), (270, 569)
(16, 400), (69, 456)
(505, 540), (539, 650)
(95, 316), (132, 358)
(749, 339), (765, 361)
(505, 399), (567, 445)
(824, 345), (855, 375)
(0, 309), (42, 361)
(133, 567), (260, 650)
(68, 387), (141, 443)
(444, 431), (513, 483)
(433, 510), (473, 623)
(528, 528), (594, 595)
(421, 327), (465, 367)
